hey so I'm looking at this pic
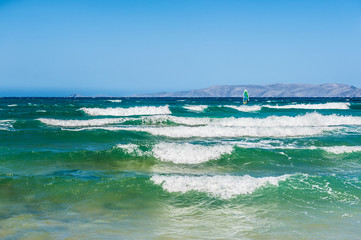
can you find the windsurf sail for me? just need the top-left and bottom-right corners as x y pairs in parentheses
(243, 90), (249, 104)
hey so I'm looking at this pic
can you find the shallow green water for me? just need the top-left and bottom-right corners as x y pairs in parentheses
(1, 97), (361, 239)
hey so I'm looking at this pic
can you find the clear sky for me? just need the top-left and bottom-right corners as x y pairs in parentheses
(0, 0), (361, 96)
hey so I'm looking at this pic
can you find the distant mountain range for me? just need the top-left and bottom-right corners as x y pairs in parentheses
(134, 84), (361, 97)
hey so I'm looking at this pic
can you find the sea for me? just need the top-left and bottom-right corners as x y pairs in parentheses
(1, 97), (361, 239)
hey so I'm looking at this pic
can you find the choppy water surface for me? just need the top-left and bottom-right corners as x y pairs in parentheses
(1, 97), (361, 239)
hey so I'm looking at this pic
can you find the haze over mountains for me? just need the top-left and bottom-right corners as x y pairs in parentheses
(135, 84), (361, 98)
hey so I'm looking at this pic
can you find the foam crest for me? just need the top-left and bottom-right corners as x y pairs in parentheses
(81, 105), (171, 116)
(7, 104), (17, 107)
(152, 143), (234, 164)
(321, 146), (361, 154)
(224, 105), (262, 112)
(107, 99), (122, 103)
(140, 115), (207, 126)
(38, 118), (124, 127)
(116, 143), (144, 155)
(140, 113), (361, 128)
(63, 125), (337, 137)
(132, 126), (335, 138)
(183, 105), (208, 112)
(151, 174), (291, 199)
(0, 120), (14, 131)
(264, 102), (350, 110)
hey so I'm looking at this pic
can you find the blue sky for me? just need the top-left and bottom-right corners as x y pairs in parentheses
(0, 0), (360, 96)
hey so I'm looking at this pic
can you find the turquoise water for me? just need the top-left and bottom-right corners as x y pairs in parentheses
(1, 97), (361, 239)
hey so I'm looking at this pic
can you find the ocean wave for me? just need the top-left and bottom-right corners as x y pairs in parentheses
(116, 143), (145, 156)
(0, 120), (14, 131)
(151, 174), (291, 199)
(38, 118), (125, 127)
(114, 142), (234, 163)
(69, 125), (337, 138)
(7, 104), (17, 107)
(321, 146), (361, 154)
(107, 99), (122, 103)
(183, 105), (208, 112)
(264, 102), (350, 110)
(152, 142), (234, 164)
(223, 105), (262, 112)
(129, 126), (337, 138)
(139, 113), (361, 127)
(80, 105), (171, 116)
(59, 112), (360, 138)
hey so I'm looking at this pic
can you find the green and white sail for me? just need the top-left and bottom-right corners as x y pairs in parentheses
(243, 89), (249, 104)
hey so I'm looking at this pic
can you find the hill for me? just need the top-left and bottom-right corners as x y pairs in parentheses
(134, 84), (361, 97)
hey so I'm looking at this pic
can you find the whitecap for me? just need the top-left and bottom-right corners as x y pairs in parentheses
(152, 142), (234, 164)
(151, 174), (291, 199)
(264, 102), (350, 110)
(71, 125), (337, 138)
(139, 113), (361, 128)
(116, 143), (145, 156)
(0, 120), (14, 131)
(223, 105), (262, 112)
(126, 125), (336, 138)
(38, 118), (125, 127)
(321, 146), (361, 154)
(183, 105), (208, 112)
(81, 105), (171, 116)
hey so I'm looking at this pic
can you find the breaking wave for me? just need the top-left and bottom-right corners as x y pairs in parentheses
(183, 105), (208, 112)
(125, 126), (337, 138)
(0, 120), (14, 131)
(152, 142), (234, 164)
(139, 113), (361, 127)
(38, 118), (125, 127)
(321, 146), (361, 154)
(264, 102), (350, 110)
(223, 105), (262, 112)
(80, 105), (171, 116)
(151, 174), (292, 199)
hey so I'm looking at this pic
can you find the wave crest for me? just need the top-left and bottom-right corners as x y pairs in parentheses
(81, 105), (171, 116)
(264, 102), (350, 110)
(151, 174), (291, 199)
(153, 142), (234, 164)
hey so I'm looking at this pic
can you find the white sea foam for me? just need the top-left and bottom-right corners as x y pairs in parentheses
(116, 143), (144, 155)
(107, 100), (122, 103)
(36, 110), (47, 113)
(183, 105), (208, 112)
(130, 126), (336, 138)
(140, 113), (361, 128)
(151, 174), (291, 199)
(139, 115), (206, 126)
(38, 118), (125, 127)
(74, 125), (336, 138)
(7, 104), (17, 107)
(60, 113), (360, 138)
(224, 105), (262, 112)
(321, 146), (361, 154)
(0, 120), (14, 131)
(264, 102), (350, 110)
(152, 142), (234, 164)
(233, 140), (299, 150)
(81, 105), (171, 116)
